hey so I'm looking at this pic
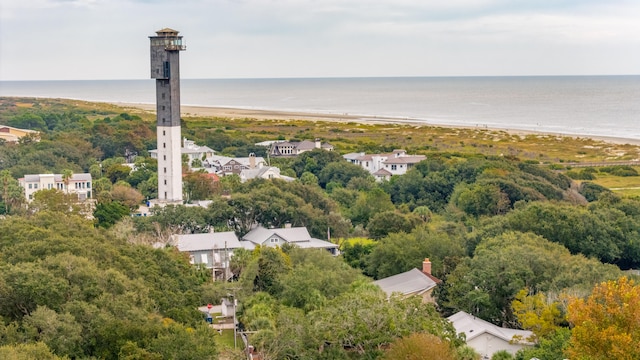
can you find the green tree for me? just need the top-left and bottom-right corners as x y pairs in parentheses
(94, 201), (130, 228)
(22, 306), (83, 358)
(0, 170), (24, 215)
(366, 211), (420, 239)
(317, 161), (372, 189)
(350, 188), (395, 227)
(299, 171), (318, 186)
(183, 171), (218, 203)
(445, 232), (621, 326)
(0, 342), (65, 360)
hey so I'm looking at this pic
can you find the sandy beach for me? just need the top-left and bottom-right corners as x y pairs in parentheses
(109, 101), (640, 147)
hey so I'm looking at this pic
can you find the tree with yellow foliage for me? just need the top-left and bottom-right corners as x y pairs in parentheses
(512, 289), (566, 341)
(567, 277), (640, 360)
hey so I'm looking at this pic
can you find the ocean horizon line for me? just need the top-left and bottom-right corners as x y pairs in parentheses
(2, 74), (640, 83)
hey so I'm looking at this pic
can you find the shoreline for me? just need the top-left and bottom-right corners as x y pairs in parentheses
(112, 101), (640, 147)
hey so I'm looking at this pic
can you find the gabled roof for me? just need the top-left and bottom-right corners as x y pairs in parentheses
(242, 226), (312, 244)
(374, 268), (438, 297)
(233, 156), (266, 167)
(241, 166), (280, 180)
(295, 140), (317, 151)
(373, 168), (392, 176)
(447, 311), (534, 344)
(343, 152), (365, 161)
(174, 232), (242, 252)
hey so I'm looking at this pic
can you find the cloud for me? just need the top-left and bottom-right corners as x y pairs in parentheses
(1, 0), (639, 80)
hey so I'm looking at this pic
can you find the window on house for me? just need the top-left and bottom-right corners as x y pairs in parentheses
(34, 184), (38, 189)
(87, 182), (91, 189)
(164, 180), (167, 185)
(163, 143), (166, 148)
(200, 254), (208, 263)
(164, 167), (167, 173)
(28, 184), (32, 189)
(163, 130), (166, 136)
(163, 155), (166, 160)
(270, 238), (279, 243)
(391, 164), (397, 171)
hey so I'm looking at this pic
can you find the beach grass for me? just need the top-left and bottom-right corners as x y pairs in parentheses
(4, 97), (640, 195)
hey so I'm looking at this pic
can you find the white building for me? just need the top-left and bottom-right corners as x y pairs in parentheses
(173, 231), (242, 281)
(19, 173), (92, 202)
(343, 149), (426, 180)
(448, 311), (534, 358)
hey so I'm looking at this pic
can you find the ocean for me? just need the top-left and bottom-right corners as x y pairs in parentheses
(1, 76), (639, 140)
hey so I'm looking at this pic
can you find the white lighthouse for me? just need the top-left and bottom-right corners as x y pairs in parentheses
(149, 28), (185, 203)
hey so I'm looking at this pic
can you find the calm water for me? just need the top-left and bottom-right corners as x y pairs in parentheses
(1, 76), (639, 140)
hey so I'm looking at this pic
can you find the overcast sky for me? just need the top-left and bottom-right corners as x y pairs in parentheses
(1, 0), (639, 80)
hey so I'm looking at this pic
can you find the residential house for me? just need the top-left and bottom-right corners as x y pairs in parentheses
(373, 258), (441, 303)
(447, 311), (534, 359)
(173, 231), (242, 281)
(19, 173), (92, 202)
(241, 225), (339, 255)
(269, 139), (334, 157)
(343, 149), (425, 180)
(0, 125), (39, 143)
(210, 154), (267, 176)
(239, 166), (295, 183)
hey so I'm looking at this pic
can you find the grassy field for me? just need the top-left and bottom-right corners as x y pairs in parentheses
(587, 169), (640, 198)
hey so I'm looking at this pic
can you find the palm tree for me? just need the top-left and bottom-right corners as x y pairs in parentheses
(62, 169), (73, 194)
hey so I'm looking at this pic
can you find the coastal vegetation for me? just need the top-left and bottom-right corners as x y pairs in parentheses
(1, 96), (640, 359)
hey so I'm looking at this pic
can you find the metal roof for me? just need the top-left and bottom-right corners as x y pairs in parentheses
(373, 268), (437, 297)
(447, 311), (534, 344)
(174, 232), (242, 252)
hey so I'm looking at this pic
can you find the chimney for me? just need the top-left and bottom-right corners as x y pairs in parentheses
(422, 258), (432, 275)
(249, 153), (256, 169)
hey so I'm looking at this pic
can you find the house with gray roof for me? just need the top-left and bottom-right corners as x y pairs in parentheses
(241, 225), (339, 255)
(343, 149), (425, 180)
(19, 173), (92, 202)
(448, 311), (534, 358)
(239, 166), (295, 183)
(173, 231), (242, 280)
(269, 139), (333, 157)
(373, 259), (441, 303)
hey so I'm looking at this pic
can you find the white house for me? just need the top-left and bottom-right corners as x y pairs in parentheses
(268, 139), (334, 157)
(239, 166), (295, 183)
(19, 173), (92, 202)
(173, 231), (243, 281)
(241, 226), (339, 255)
(447, 311), (534, 359)
(343, 149), (425, 180)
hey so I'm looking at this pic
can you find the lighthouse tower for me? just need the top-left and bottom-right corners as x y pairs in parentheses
(150, 28), (185, 203)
